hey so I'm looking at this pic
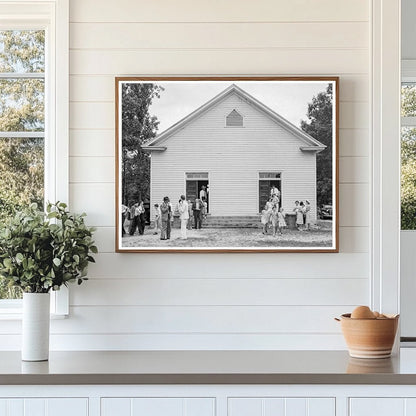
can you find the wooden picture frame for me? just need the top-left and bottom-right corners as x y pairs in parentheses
(115, 76), (339, 253)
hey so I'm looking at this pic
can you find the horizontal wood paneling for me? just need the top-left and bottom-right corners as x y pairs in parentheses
(70, 157), (114, 183)
(70, 22), (368, 50)
(69, 49), (368, 76)
(339, 183), (369, 227)
(69, 75), (369, 103)
(339, 129), (369, 157)
(69, 130), (115, 157)
(339, 227), (369, 253)
(49, 305), (352, 334)
(69, 101), (367, 130)
(70, 278), (368, 306)
(0, 333), (347, 350)
(85, 253), (369, 279)
(52, 0), (373, 351)
(69, 0), (369, 23)
(69, 183), (114, 227)
(339, 157), (369, 183)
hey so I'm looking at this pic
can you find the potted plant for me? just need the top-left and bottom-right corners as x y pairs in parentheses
(0, 202), (97, 361)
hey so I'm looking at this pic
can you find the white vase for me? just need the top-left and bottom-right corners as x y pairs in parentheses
(22, 292), (50, 361)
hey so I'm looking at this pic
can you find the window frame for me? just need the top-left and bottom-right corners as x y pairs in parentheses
(0, 0), (69, 317)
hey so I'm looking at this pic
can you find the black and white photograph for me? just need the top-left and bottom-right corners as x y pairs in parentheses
(116, 77), (338, 252)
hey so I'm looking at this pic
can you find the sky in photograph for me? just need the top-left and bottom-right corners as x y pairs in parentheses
(146, 81), (332, 134)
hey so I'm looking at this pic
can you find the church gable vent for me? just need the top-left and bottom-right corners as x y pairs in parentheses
(226, 109), (243, 127)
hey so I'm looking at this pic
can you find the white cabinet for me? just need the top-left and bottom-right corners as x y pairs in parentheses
(0, 398), (88, 416)
(101, 397), (215, 416)
(350, 398), (416, 416)
(228, 397), (335, 416)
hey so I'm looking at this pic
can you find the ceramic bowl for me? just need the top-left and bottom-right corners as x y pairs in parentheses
(337, 313), (399, 359)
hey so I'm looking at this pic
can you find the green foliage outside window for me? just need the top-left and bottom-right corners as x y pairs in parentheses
(401, 85), (416, 230)
(0, 30), (45, 298)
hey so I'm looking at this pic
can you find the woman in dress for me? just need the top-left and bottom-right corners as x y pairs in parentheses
(270, 204), (279, 236)
(294, 200), (304, 231)
(278, 207), (287, 235)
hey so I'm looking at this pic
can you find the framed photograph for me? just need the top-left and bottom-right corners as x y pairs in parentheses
(115, 77), (339, 253)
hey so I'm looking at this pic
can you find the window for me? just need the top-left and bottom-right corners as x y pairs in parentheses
(259, 172), (281, 179)
(401, 81), (416, 230)
(226, 109), (243, 127)
(0, 1), (69, 314)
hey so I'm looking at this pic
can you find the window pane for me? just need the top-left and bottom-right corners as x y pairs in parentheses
(0, 78), (44, 131)
(0, 30), (45, 73)
(0, 137), (44, 300)
(402, 83), (416, 117)
(401, 126), (416, 230)
(259, 172), (281, 179)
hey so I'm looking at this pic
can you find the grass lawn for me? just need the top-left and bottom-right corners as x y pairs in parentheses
(122, 221), (333, 248)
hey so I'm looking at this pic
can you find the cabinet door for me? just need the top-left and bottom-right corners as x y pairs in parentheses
(0, 398), (88, 416)
(101, 398), (215, 416)
(350, 398), (416, 416)
(228, 397), (335, 416)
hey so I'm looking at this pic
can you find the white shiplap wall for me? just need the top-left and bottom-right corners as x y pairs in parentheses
(18, 0), (372, 350)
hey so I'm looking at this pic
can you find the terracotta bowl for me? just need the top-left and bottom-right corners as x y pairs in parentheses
(337, 313), (399, 359)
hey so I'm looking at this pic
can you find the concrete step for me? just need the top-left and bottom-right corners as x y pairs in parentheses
(200, 215), (262, 229)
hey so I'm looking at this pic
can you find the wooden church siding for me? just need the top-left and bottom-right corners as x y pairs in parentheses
(150, 92), (319, 220)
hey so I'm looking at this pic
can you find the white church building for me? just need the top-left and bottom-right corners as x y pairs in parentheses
(142, 84), (326, 222)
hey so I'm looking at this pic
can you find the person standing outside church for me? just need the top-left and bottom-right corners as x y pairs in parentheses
(270, 185), (280, 208)
(178, 195), (189, 239)
(160, 197), (171, 240)
(199, 185), (207, 201)
(193, 197), (202, 229)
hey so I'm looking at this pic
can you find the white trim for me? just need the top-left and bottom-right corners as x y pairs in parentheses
(402, 59), (416, 80)
(0, 131), (45, 138)
(402, 116), (416, 126)
(371, 0), (401, 319)
(0, 72), (45, 79)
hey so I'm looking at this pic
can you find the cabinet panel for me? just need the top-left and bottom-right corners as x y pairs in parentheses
(185, 398), (215, 416)
(228, 398), (335, 416)
(47, 398), (88, 416)
(101, 398), (130, 416)
(132, 398), (183, 416)
(0, 398), (87, 416)
(101, 398), (215, 416)
(350, 398), (404, 416)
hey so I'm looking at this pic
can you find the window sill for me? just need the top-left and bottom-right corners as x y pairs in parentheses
(0, 312), (68, 321)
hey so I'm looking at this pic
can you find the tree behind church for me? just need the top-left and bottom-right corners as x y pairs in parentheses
(121, 83), (162, 207)
(301, 84), (333, 207)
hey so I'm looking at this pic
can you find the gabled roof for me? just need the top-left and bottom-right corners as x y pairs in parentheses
(142, 84), (327, 152)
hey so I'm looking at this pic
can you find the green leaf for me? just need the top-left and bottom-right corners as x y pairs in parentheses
(53, 258), (61, 267)
(90, 245), (98, 254)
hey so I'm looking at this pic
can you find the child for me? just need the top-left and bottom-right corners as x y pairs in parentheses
(270, 205), (279, 236)
(278, 207), (287, 235)
(293, 200), (303, 231)
(261, 208), (269, 234)
(304, 200), (311, 231)
(153, 204), (161, 235)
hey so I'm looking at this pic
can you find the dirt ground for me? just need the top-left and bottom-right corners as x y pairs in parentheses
(122, 221), (333, 248)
